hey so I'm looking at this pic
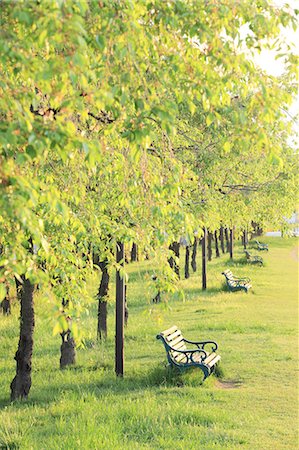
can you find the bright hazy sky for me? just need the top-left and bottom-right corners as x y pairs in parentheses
(254, 0), (298, 135)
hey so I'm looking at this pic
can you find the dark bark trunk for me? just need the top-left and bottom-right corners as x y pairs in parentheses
(124, 285), (128, 327)
(225, 228), (230, 253)
(152, 291), (161, 303)
(130, 243), (138, 262)
(184, 246), (190, 279)
(242, 230), (247, 249)
(10, 276), (35, 401)
(15, 276), (22, 302)
(191, 237), (198, 272)
(97, 258), (109, 340)
(1, 296), (11, 315)
(230, 228), (234, 259)
(98, 300), (107, 339)
(202, 228), (207, 290)
(214, 230), (220, 258)
(220, 226), (225, 254)
(60, 331), (76, 369)
(251, 221), (263, 237)
(207, 232), (213, 261)
(168, 242), (180, 279)
(115, 242), (125, 377)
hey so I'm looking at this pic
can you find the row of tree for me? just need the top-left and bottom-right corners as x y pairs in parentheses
(0, 1), (298, 400)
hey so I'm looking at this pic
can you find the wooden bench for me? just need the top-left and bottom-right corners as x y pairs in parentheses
(156, 325), (220, 381)
(254, 240), (269, 251)
(244, 250), (263, 266)
(222, 269), (252, 293)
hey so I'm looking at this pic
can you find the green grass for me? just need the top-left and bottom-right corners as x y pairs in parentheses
(0, 237), (298, 449)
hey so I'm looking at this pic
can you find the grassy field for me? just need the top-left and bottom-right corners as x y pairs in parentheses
(0, 237), (298, 449)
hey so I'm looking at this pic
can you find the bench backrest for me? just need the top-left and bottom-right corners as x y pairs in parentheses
(157, 326), (187, 364)
(222, 269), (234, 280)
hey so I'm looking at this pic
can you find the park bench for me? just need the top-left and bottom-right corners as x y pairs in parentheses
(254, 240), (269, 251)
(156, 325), (220, 381)
(222, 269), (252, 292)
(244, 250), (263, 266)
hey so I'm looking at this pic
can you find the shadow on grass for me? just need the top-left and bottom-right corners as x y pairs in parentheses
(0, 361), (226, 410)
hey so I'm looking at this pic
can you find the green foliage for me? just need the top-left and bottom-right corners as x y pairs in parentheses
(0, 1), (297, 335)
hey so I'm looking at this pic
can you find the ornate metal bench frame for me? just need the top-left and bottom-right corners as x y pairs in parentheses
(157, 326), (221, 381)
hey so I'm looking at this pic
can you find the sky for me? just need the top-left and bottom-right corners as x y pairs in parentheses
(253, 1), (299, 135)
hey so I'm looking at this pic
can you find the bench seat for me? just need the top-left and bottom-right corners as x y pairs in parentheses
(157, 325), (220, 381)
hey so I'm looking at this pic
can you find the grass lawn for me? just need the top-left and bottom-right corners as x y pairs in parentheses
(0, 237), (298, 449)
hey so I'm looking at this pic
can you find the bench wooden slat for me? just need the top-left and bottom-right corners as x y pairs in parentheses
(206, 354), (221, 367)
(166, 329), (183, 343)
(161, 325), (178, 337)
(172, 351), (187, 363)
(167, 335), (185, 348)
(203, 352), (216, 365)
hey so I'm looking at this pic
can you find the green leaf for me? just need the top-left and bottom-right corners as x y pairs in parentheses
(0, 284), (7, 302)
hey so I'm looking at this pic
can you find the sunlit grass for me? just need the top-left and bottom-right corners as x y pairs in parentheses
(0, 237), (298, 449)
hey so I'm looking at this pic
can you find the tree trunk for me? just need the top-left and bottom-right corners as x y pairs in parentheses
(124, 285), (128, 327)
(207, 231), (213, 261)
(185, 246), (190, 279)
(1, 296), (11, 315)
(202, 228), (207, 290)
(191, 237), (198, 272)
(115, 241), (125, 377)
(230, 228), (234, 259)
(130, 243), (138, 262)
(214, 230), (220, 257)
(15, 276), (22, 302)
(219, 226), (225, 254)
(10, 276), (35, 401)
(168, 242), (180, 279)
(97, 259), (109, 340)
(243, 230), (248, 249)
(225, 228), (230, 253)
(60, 331), (76, 369)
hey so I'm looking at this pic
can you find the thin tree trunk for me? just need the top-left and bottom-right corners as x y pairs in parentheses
(207, 231), (213, 261)
(202, 228), (207, 290)
(243, 230), (248, 249)
(191, 237), (198, 272)
(230, 227), (234, 259)
(115, 241), (125, 377)
(220, 226), (225, 254)
(124, 285), (128, 326)
(214, 230), (220, 257)
(168, 242), (180, 279)
(1, 296), (11, 315)
(97, 259), (109, 340)
(185, 246), (190, 279)
(130, 243), (138, 262)
(225, 228), (230, 253)
(10, 276), (35, 401)
(15, 276), (22, 302)
(60, 329), (76, 369)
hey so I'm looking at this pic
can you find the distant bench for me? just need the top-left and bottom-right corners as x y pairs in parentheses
(254, 240), (269, 251)
(222, 269), (252, 293)
(244, 250), (263, 266)
(157, 325), (221, 381)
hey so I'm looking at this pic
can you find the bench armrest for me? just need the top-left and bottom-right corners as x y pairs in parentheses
(233, 276), (251, 283)
(184, 339), (218, 352)
(170, 347), (208, 363)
